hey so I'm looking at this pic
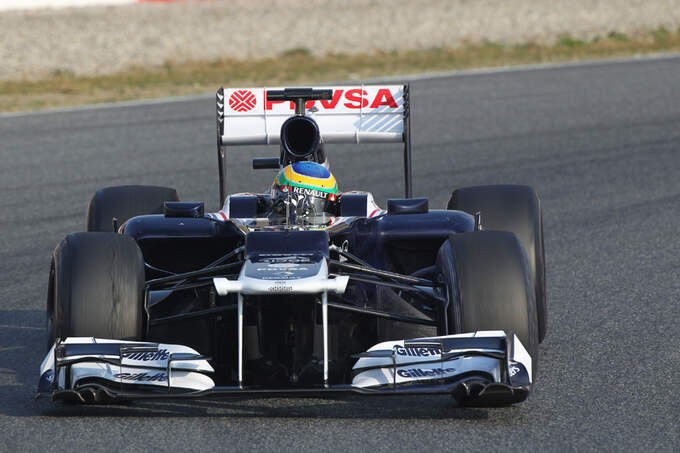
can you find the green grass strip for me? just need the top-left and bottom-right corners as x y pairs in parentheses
(1, 27), (679, 113)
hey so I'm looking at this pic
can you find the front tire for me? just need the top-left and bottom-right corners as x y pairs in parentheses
(448, 184), (547, 343)
(46, 232), (145, 348)
(436, 231), (538, 373)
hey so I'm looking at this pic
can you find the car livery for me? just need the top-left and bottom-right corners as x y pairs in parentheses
(38, 84), (546, 407)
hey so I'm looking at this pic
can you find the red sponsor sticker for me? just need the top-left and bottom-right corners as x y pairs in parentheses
(229, 90), (257, 112)
(265, 88), (398, 111)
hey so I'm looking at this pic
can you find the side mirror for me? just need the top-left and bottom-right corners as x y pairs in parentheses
(387, 198), (428, 215)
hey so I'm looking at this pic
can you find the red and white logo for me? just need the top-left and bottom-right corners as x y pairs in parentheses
(264, 88), (399, 111)
(229, 90), (257, 112)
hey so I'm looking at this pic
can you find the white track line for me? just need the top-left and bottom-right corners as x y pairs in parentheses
(2, 52), (679, 118)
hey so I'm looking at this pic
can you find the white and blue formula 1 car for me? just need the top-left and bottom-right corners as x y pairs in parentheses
(38, 85), (546, 406)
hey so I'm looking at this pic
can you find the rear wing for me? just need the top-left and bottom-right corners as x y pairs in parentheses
(216, 84), (412, 206)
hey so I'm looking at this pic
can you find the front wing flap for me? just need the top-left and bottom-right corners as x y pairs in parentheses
(37, 338), (214, 402)
(351, 331), (532, 406)
(37, 332), (531, 406)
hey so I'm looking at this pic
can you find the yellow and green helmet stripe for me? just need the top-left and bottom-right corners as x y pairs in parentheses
(276, 162), (338, 197)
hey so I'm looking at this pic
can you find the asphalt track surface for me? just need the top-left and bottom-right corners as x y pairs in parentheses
(1, 56), (679, 451)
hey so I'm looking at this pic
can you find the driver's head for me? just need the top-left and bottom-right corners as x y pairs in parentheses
(271, 161), (339, 224)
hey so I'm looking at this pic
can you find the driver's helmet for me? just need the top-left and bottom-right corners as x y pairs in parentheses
(271, 161), (339, 225)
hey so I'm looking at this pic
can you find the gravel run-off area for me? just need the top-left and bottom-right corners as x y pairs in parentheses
(1, 0), (680, 80)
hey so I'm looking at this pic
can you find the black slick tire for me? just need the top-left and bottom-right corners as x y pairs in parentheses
(448, 185), (547, 343)
(436, 231), (538, 373)
(46, 232), (145, 348)
(86, 185), (179, 232)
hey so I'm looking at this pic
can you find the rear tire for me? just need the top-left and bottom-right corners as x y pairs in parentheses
(46, 232), (145, 348)
(86, 185), (179, 232)
(448, 185), (547, 343)
(436, 231), (538, 374)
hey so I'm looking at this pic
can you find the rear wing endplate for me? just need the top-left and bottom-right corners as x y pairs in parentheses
(216, 84), (412, 206)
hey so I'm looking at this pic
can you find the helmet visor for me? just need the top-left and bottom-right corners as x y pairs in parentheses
(272, 185), (338, 225)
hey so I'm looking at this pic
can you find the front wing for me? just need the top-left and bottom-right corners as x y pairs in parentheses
(37, 331), (531, 406)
